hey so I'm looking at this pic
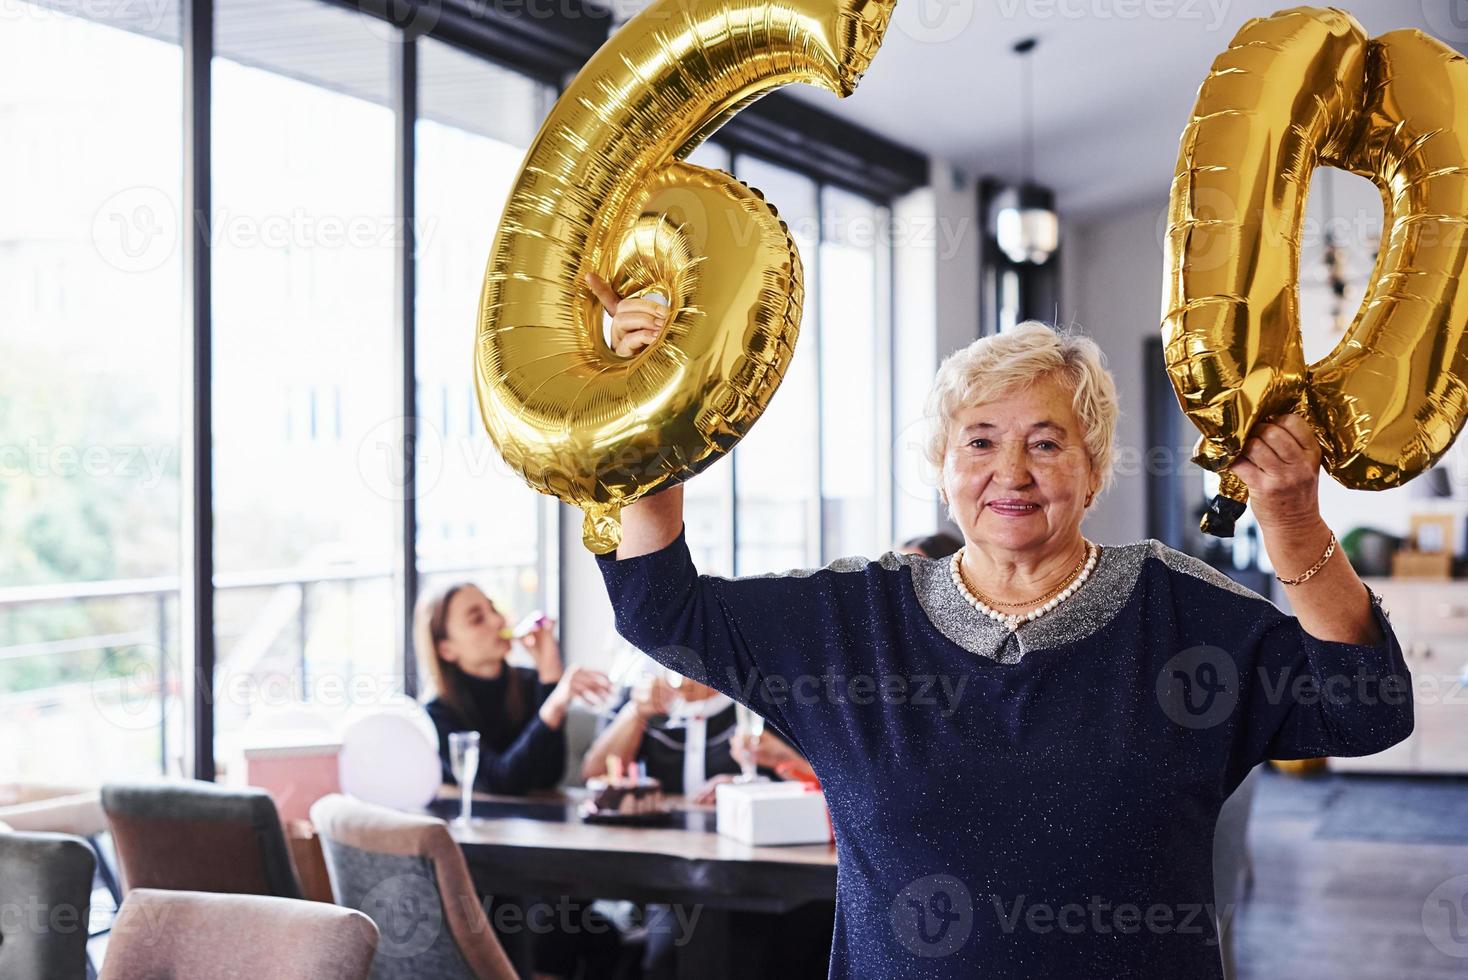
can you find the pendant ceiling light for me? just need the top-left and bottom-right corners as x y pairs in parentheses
(994, 37), (1059, 266)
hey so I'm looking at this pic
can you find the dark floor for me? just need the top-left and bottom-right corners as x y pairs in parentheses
(1235, 767), (1468, 979)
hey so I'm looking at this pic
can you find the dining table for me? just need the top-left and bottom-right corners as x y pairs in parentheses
(431, 787), (837, 980)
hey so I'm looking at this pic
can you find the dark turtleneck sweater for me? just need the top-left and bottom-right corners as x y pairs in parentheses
(424, 665), (565, 795)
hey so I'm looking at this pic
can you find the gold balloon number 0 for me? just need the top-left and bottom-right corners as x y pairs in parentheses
(1163, 6), (1468, 535)
(474, 0), (895, 552)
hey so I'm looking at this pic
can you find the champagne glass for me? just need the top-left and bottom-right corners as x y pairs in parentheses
(598, 640), (646, 719)
(734, 703), (766, 783)
(660, 667), (688, 729)
(448, 730), (481, 826)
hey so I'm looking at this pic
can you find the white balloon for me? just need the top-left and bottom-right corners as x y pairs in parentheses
(337, 710), (442, 812)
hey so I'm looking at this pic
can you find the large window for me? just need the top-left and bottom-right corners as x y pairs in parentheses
(679, 141), (737, 576)
(2, 0), (918, 786)
(209, 1), (398, 765)
(819, 186), (889, 561)
(414, 38), (557, 645)
(730, 156), (823, 574)
(0, 3), (183, 784)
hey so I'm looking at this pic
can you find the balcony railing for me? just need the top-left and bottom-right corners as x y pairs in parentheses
(0, 560), (517, 780)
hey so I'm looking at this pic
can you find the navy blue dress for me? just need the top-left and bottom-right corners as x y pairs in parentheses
(595, 523), (1413, 979)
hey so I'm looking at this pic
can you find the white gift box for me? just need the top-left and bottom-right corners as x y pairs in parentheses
(715, 780), (832, 846)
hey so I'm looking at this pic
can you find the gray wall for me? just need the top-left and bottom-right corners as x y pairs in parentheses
(1061, 198), (1168, 546)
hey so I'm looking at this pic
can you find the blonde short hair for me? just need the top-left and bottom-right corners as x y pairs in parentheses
(923, 320), (1119, 496)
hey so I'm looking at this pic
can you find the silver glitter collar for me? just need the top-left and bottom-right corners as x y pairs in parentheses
(719, 538), (1270, 666)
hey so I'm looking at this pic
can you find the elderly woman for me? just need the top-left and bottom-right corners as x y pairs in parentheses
(584, 276), (1413, 978)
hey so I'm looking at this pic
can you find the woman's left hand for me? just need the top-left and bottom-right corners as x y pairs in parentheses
(1226, 413), (1324, 533)
(518, 615), (562, 676)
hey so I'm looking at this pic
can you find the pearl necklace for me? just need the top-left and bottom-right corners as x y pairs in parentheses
(949, 542), (1100, 632)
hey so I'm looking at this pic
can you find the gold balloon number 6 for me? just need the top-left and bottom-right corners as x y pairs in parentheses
(475, 0), (895, 553)
(1162, 6), (1468, 535)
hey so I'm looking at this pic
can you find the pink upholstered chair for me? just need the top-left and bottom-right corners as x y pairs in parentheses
(98, 889), (378, 980)
(310, 794), (516, 980)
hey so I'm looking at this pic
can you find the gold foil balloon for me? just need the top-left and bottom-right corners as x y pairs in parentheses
(474, 0), (895, 553)
(1162, 6), (1468, 536)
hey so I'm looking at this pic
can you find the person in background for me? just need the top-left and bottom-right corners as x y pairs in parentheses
(414, 582), (620, 980)
(582, 666), (814, 803)
(415, 582), (611, 794)
(581, 661), (829, 980)
(898, 530), (963, 559)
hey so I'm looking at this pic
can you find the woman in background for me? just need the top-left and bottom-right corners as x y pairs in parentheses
(415, 582), (620, 980)
(582, 662), (830, 980)
(415, 582), (610, 794)
(582, 666), (814, 802)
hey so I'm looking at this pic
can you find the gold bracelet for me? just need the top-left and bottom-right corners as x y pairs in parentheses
(1275, 529), (1337, 586)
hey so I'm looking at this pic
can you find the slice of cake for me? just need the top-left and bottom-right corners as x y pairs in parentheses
(581, 758), (666, 818)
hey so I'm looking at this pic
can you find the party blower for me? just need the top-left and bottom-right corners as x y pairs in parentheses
(473, 0), (896, 553)
(1162, 6), (1468, 536)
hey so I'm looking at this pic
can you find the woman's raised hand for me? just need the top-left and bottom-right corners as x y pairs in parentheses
(1226, 413), (1323, 533)
(539, 665), (614, 730)
(584, 270), (686, 559)
(585, 271), (669, 358)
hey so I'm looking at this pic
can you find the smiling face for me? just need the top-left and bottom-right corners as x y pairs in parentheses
(942, 374), (1100, 557)
(437, 585), (513, 678)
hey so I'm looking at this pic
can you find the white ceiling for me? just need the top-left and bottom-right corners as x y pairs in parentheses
(50, 0), (1465, 221)
(773, 0), (1465, 219)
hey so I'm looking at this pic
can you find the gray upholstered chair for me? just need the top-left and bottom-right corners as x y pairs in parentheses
(101, 781), (302, 899)
(310, 794), (516, 980)
(98, 889), (378, 980)
(1213, 764), (1261, 979)
(0, 831), (96, 980)
(0, 784), (106, 838)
